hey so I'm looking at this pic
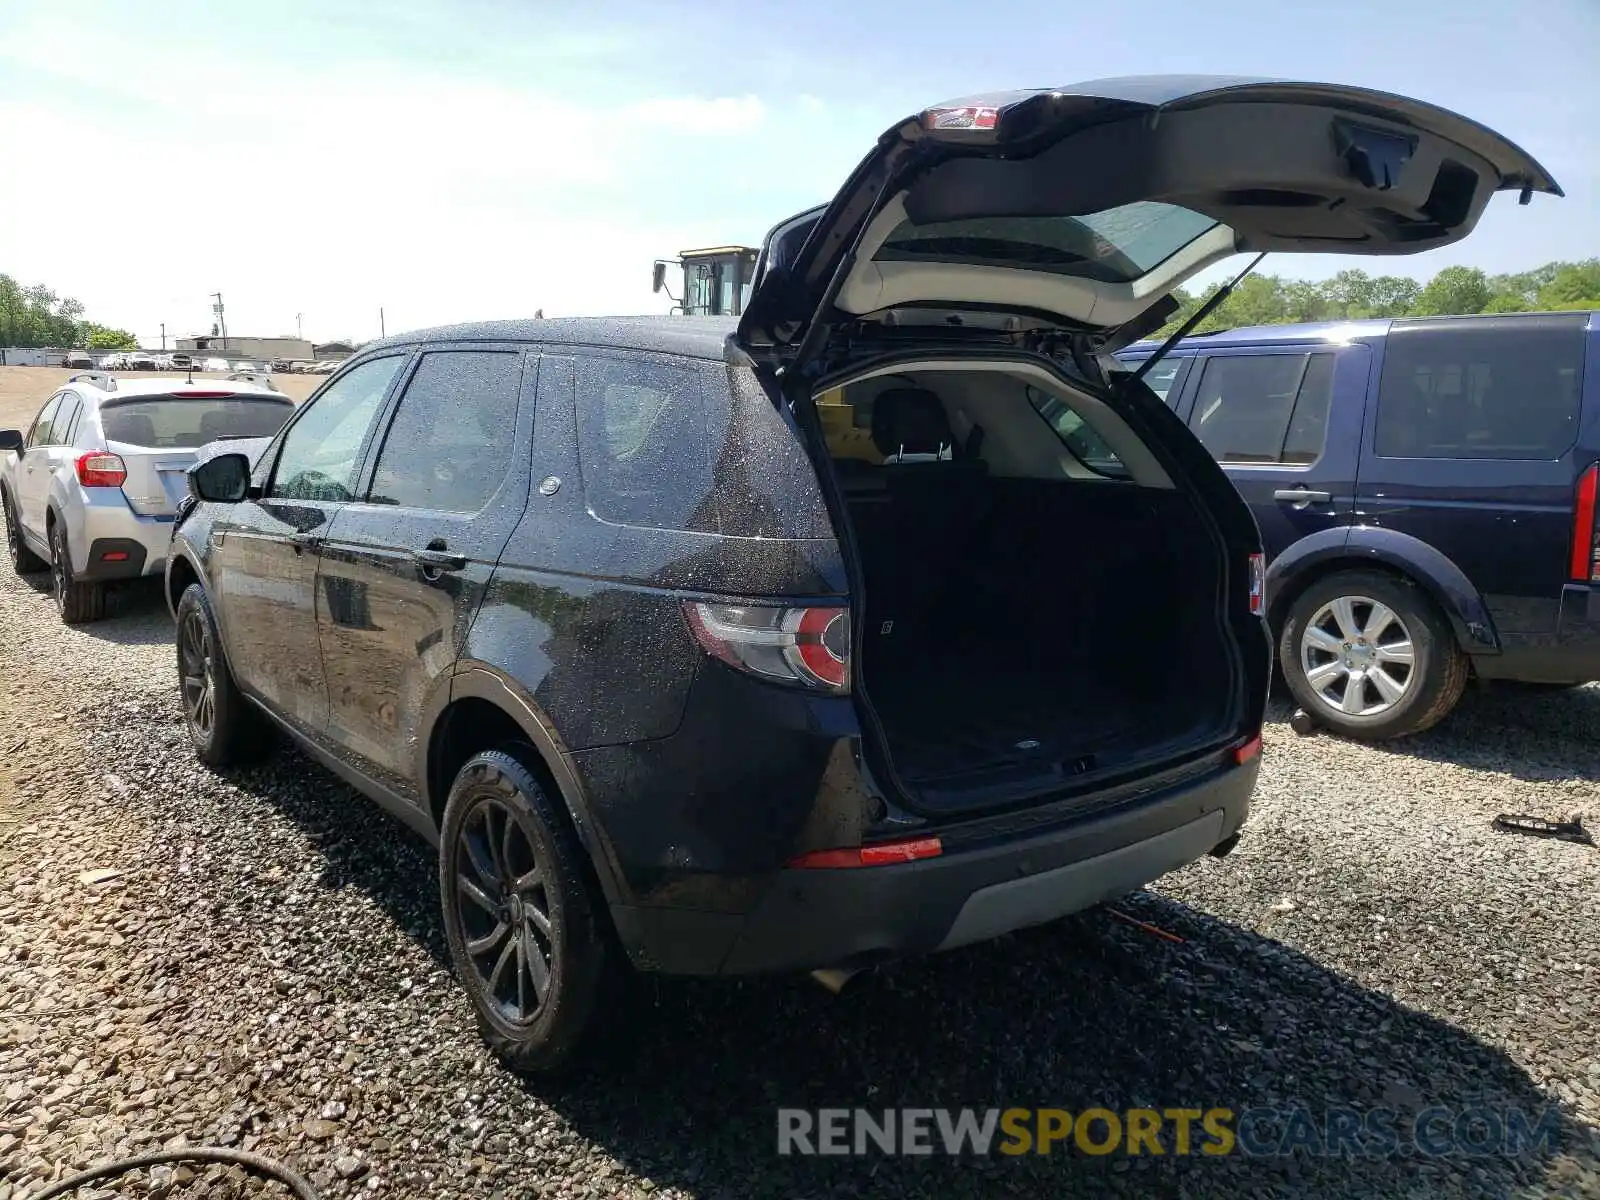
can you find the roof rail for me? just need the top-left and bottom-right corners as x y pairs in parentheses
(225, 371), (278, 392)
(67, 371), (116, 392)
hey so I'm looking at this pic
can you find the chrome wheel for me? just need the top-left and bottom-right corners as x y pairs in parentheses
(180, 609), (216, 738)
(1299, 594), (1416, 717)
(454, 796), (555, 1024)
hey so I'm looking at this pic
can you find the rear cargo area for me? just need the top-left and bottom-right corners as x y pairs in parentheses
(822, 367), (1237, 815)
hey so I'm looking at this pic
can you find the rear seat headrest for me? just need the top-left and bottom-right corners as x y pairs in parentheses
(871, 388), (955, 459)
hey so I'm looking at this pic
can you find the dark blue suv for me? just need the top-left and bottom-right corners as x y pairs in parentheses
(1120, 311), (1600, 739)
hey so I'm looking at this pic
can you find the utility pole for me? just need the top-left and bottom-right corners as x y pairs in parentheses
(210, 292), (227, 349)
(295, 313), (303, 340)
(379, 307), (385, 338)
(159, 322), (166, 351)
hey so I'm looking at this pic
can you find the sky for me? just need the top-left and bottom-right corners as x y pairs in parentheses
(1, 0), (1596, 347)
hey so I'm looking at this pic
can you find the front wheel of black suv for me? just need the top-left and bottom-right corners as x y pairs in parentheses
(1280, 570), (1468, 741)
(3, 491), (46, 574)
(175, 582), (273, 767)
(439, 749), (609, 1074)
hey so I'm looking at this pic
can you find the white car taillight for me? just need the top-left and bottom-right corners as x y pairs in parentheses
(683, 602), (851, 691)
(75, 452), (127, 487)
(1571, 464), (1599, 582)
(1248, 553), (1265, 616)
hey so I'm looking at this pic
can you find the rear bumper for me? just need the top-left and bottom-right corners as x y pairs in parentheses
(611, 757), (1256, 976)
(72, 492), (173, 579)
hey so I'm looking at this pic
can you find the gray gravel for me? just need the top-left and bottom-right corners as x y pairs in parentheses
(1, 569), (1597, 1199)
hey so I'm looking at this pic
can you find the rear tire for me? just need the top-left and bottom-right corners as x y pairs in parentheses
(175, 582), (273, 766)
(49, 521), (106, 624)
(439, 749), (610, 1074)
(1280, 570), (1467, 741)
(3, 490), (46, 574)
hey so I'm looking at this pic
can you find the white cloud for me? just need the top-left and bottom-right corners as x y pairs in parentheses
(629, 94), (767, 136)
(0, 18), (786, 343)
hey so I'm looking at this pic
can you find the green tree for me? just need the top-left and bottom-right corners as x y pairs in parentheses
(78, 322), (138, 350)
(1411, 266), (1491, 316)
(1537, 259), (1600, 309)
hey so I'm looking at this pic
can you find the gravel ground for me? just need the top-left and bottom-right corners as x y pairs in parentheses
(1, 568), (1597, 1199)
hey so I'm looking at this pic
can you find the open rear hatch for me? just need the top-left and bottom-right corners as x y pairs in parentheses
(734, 75), (1558, 817)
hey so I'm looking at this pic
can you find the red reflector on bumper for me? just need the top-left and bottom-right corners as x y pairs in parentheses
(101, 551), (129, 561)
(789, 836), (943, 869)
(1234, 734), (1263, 765)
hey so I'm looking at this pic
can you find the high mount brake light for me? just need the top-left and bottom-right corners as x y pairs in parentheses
(75, 452), (126, 487)
(684, 602), (851, 691)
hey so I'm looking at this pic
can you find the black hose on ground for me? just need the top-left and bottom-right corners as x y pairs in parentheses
(28, 1146), (319, 1199)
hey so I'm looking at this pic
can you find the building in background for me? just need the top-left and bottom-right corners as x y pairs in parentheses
(312, 341), (357, 360)
(176, 334), (315, 361)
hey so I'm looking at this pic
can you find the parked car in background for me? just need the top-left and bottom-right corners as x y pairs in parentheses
(163, 76), (1553, 1069)
(126, 351), (156, 370)
(1, 370), (295, 622)
(63, 351), (94, 369)
(99, 354), (125, 370)
(232, 360), (260, 373)
(202, 357), (231, 372)
(171, 353), (195, 371)
(1117, 310), (1600, 739)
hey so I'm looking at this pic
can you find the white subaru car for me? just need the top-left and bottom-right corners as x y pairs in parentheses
(1, 370), (295, 622)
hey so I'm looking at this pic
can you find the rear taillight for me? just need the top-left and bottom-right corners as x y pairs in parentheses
(1571, 464), (1599, 583)
(1234, 734), (1263, 765)
(1248, 553), (1265, 616)
(75, 452), (126, 488)
(683, 602), (851, 691)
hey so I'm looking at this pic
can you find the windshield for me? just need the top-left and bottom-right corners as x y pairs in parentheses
(101, 396), (295, 447)
(874, 201), (1220, 284)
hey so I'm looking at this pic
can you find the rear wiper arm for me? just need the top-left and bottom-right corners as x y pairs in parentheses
(1132, 253), (1266, 384)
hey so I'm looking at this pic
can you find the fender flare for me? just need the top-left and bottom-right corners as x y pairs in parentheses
(440, 665), (627, 906)
(1267, 525), (1500, 654)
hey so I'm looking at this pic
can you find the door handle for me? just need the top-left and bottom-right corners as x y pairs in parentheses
(413, 547), (467, 574)
(1273, 488), (1332, 508)
(290, 533), (323, 555)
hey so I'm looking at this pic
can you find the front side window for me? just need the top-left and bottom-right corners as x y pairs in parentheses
(575, 354), (708, 530)
(1374, 315), (1586, 460)
(1189, 353), (1335, 466)
(26, 396), (62, 448)
(367, 350), (523, 513)
(268, 356), (405, 502)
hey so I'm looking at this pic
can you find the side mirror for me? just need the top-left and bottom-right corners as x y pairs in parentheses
(0, 429), (21, 454)
(651, 261), (667, 294)
(189, 452), (251, 503)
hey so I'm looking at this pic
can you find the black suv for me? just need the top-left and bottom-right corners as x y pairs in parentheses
(167, 76), (1557, 1068)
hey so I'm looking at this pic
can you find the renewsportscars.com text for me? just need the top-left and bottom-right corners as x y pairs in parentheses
(776, 1106), (1563, 1158)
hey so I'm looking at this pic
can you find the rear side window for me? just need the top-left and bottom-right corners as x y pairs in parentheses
(1188, 353), (1335, 465)
(576, 354), (708, 530)
(366, 350), (523, 513)
(1025, 385), (1128, 478)
(1375, 315), (1587, 459)
(56, 394), (83, 444)
(100, 396), (294, 448)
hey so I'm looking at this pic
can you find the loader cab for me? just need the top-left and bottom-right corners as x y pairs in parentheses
(653, 246), (759, 316)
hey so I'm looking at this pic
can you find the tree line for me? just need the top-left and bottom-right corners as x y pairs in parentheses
(1158, 258), (1600, 338)
(1, 273), (139, 351)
